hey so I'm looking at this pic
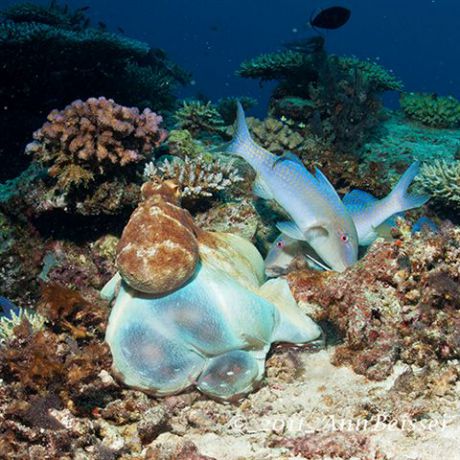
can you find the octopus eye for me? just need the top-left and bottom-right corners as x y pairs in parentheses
(276, 240), (285, 248)
(340, 234), (349, 243)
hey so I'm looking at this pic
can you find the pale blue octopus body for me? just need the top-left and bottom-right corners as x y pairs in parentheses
(104, 232), (322, 400)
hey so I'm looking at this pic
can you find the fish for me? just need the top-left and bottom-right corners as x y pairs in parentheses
(310, 6), (351, 30)
(343, 163), (430, 246)
(226, 102), (358, 272)
(264, 234), (327, 277)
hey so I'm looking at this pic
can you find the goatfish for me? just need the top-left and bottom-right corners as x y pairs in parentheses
(342, 163), (430, 246)
(265, 171), (430, 276)
(227, 102), (358, 272)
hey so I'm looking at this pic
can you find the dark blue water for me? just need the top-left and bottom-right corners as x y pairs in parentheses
(2, 0), (459, 113)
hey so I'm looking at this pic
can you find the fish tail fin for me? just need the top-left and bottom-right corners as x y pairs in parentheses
(387, 161), (430, 212)
(225, 101), (255, 160)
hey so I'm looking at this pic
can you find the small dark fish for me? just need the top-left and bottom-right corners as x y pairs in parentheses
(117, 26), (125, 34)
(98, 21), (107, 31)
(210, 24), (219, 32)
(283, 36), (325, 54)
(76, 6), (90, 12)
(0, 296), (20, 319)
(310, 6), (351, 30)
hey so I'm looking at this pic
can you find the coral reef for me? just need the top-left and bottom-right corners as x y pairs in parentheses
(24, 97), (166, 215)
(116, 181), (200, 294)
(415, 160), (460, 211)
(288, 223), (460, 380)
(174, 100), (226, 137)
(0, 1), (189, 180)
(144, 154), (243, 209)
(237, 49), (401, 153)
(400, 92), (460, 128)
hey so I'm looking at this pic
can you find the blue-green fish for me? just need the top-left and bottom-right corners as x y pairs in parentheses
(227, 102), (358, 272)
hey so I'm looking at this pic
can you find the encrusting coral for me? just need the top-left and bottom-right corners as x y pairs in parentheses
(400, 92), (460, 128)
(24, 97), (167, 215)
(415, 159), (460, 210)
(144, 154), (243, 208)
(288, 223), (460, 381)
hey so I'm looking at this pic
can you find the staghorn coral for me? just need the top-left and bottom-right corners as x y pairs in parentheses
(415, 160), (460, 210)
(24, 97), (166, 215)
(400, 92), (460, 128)
(144, 154), (243, 207)
(174, 100), (226, 136)
(288, 223), (460, 381)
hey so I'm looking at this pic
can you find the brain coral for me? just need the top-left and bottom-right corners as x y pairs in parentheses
(415, 159), (460, 210)
(26, 97), (166, 190)
(400, 92), (460, 128)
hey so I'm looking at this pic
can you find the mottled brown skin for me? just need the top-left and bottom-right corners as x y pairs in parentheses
(116, 181), (200, 294)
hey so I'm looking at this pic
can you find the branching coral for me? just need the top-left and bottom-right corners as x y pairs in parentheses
(143, 155), (243, 206)
(174, 100), (226, 136)
(27, 97), (166, 188)
(23, 97), (166, 215)
(0, 307), (46, 345)
(400, 92), (460, 128)
(415, 159), (460, 210)
(288, 224), (460, 381)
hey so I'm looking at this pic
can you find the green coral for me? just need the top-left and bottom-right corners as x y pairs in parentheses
(415, 160), (460, 210)
(174, 100), (226, 136)
(167, 129), (208, 159)
(0, 307), (46, 345)
(400, 93), (460, 128)
(337, 57), (403, 92)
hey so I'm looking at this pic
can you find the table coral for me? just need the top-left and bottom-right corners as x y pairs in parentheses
(287, 224), (460, 380)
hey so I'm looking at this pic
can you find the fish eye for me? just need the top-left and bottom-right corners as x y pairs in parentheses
(276, 240), (285, 248)
(340, 234), (349, 243)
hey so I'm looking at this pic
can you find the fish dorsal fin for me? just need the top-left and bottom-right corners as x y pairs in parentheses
(272, 151), (304, 169)
(276, 221), (305, 241)
(343, 189), (377, 207)
(253, 174), (274, 199)
(314, 167), (342, 205)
